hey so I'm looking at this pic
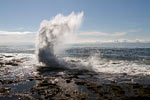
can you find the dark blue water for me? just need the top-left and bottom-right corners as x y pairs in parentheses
(65, 47), (150, 61)
(1, 45), (150, 61)
(0, 45), (34, 54)
(0, 45), (150, 77)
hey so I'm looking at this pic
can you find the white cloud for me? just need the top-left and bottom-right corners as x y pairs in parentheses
(79, 31), (126, 36)
(74, 37), (150, 44)
(0, 30), (36, 44)
(0, 30), (35, 35)
(0, 29), (148, 45)
(74, 38), (114, 44)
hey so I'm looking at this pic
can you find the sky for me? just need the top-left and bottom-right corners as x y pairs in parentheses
(0, 0), (150, 45)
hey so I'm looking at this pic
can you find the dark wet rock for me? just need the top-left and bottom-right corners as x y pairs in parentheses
(122, 73), (128, 76)
(0, 94), (36, 100)
(0, 55), (23, 67)
(0, 85), (11, 94)
(0, 56), (150, 100)
(70, 59), (81, 63)
(4, 55), (14, 58)
(1, 74), (150, 100)
(75, 81), (86, 85)
(125, 96), (150, 100)
(12, 59), (23, 63)
(84, 82), (150, 100)
(0, 79), (23, 84)
(5, 61), (19, 66)
(66, 79), (71, 83)
(112, 62), (120, 64)
(0, 80), (13, 84)
(28, 76), (44, 81)
(0, 62), (5, 67)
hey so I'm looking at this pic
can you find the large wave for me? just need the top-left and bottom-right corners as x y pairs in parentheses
(36, 12), (83, 66)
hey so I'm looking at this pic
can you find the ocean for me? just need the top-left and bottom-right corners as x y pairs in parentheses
(0, 45), (150, 77)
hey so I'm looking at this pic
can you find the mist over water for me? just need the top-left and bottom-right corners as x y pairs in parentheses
(36, 12), (83, 66)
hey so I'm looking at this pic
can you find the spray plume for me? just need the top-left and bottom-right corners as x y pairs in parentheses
(36, 12), (83, 66)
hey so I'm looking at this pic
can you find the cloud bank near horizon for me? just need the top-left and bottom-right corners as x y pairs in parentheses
(0, 30), (36, 45)
(0, 30), (35, 35)
(79, 31), (126, 37)
(0, 29), (149, 45)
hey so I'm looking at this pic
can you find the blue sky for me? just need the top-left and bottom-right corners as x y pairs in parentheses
(0, 0), (150, 44)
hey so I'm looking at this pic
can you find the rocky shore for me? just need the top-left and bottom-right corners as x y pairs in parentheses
(0, 54), (150, 100)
